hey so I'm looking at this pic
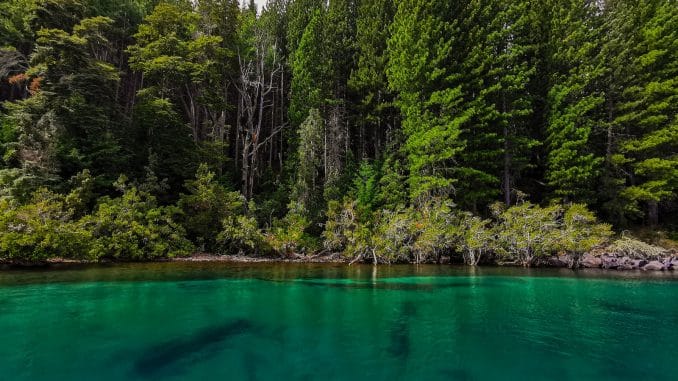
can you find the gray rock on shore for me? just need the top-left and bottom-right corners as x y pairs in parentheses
(643, 261), (665, 271)
(581, 254), (602, 268)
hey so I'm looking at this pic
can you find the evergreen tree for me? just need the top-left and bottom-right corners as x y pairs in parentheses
(613, 0), (678, 225)
(464, 0), (540, 206)
(544, 0), (605, 203)
(387, 0), (470, 203)
(348, 0), (396, 158)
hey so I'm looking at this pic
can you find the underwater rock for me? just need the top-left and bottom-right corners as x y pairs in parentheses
(133, 319), (254, 376)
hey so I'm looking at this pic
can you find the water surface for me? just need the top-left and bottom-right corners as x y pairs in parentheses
(1, 263), (676, 380)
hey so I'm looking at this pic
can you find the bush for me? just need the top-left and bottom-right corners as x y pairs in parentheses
(607, 236), (669, 260)
(82, 176), (193, 260)
(557, 204), (613, 266)
(178, 164), (244, 251)
(323, 199), (375, 262)
(267, 201), (320, 256)
(491, 202), (612, 267)
(326, 199), (460, 264)
(0, 189), (95, 261)
(456, 213), (494, 266)
(217, 203), (267, 255)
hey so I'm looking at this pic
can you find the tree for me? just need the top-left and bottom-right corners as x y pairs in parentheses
(178, 163), (244, 251)
(21, 16), (124, 187)
(387, 0), (470, 203)
(543, 0), (605, 203)
(463, 0), (540, 206)
(612, 1), (678, 225)
(235, 7), (285, 199)
(348, 0), (396, 158)
(291, 108), (324, 221)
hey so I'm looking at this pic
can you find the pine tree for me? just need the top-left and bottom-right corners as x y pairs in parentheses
(387, 0), (470, 203)
(544, 0), (605, 203)
(613, 0), (678, 225)
(285, 0), (324, 57)
(288, 9), (329, 128)
(348, 0), (396, 158)
(467, 0), (540, 206)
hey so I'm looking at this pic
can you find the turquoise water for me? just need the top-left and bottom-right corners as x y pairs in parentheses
(0, 263), (676, 381)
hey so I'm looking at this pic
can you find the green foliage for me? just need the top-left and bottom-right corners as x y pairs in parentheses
(82, 176), (193, 260)
(322, 199), (374, 262)
(291, 108), (325, 223)
(267, 201), (319, 256)
(387, 0), (469, 202)
(289, 11), (329, 127)
(217, 211), (266, 255)
(325, 198), (459, 264)
(557, 203), (613, 266)
(178, 164), (243, 251)
(353, 160), (379, 217)
(491, 202), (611, 266)
(456, 213), (494, 266)
(612, 1), (678, 223)
(544, 0), (605, 203)
(491, 202), (561, 266)
(2, 0), (677, 263)
(0, 187), (94, 261)
(348, 0), (396, 155)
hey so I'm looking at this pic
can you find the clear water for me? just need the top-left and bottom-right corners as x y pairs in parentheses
(0, 263), (676, 381)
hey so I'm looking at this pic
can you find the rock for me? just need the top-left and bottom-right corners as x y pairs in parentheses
(602, 256), (619, 269)
(548, 256), (569, 268)
(643, 261), (665, 271)
(632, 259), (648, 269)
(581, 254), (602, 268)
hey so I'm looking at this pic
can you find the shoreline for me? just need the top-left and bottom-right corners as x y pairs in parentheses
(1, 250), (675, 271)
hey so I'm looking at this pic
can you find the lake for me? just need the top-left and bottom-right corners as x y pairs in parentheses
(0, 263), (676, 380)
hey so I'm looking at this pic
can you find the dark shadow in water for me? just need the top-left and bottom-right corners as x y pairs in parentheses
(132, 319), (254, 378)
(597, 300), (655, 318)
(388, 319), (410, 359)
(388, 301), (417, 360)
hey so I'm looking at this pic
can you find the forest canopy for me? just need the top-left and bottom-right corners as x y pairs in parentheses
(0, 0), (676, 263)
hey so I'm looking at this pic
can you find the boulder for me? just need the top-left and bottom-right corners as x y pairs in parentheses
(548, 256), (569, 268)
(602, 256), (619, 269)
(617, 263), (636, 271)
(581, 254), (602, 268)
(643, 261), (665, 271)
(632, 259), (648, 269)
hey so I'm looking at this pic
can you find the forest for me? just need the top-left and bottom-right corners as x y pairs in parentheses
(0, 0), (676, 265)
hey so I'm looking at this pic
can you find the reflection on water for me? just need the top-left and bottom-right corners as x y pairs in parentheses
(2, 262), (677, 287)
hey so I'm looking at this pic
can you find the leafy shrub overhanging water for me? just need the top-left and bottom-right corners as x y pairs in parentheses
(0, 165), (665, 266)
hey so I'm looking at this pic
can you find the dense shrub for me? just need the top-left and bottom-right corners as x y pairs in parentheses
(322, 197), (613, 266)
(491, 202), (612, 266)
(82, 176), (193, 260)
(0, 189), (95, 261)
(267, 201), (320, 256)
(178, 164), (246, 252)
